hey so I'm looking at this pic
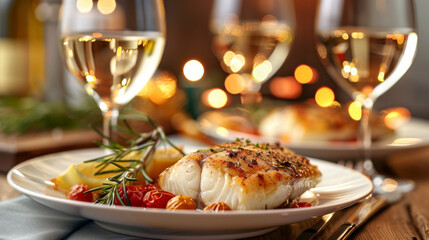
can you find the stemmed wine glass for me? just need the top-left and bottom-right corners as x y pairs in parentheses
(315, 0), (418, 193)
(210, 0), (295, 101)
(59, 0), (166, 144)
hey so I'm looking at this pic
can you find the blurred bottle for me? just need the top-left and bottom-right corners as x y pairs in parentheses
(0, 0), (45, 97)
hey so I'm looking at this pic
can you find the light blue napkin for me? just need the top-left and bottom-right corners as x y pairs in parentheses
(0, 196), (146, 240)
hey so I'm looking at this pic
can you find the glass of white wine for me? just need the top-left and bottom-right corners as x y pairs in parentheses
(59, 0), (166, 144)
(210, 0), (294, 101)
(316, 0), (418, 193)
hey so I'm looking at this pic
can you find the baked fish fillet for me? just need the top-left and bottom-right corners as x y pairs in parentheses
(158, 140), (321, 210)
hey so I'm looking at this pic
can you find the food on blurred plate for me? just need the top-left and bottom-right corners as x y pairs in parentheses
(199, 102), (395, 143)
(259, 103), (394, 142)
(198, 110), (259, 136)
(158, 139), (321, 210)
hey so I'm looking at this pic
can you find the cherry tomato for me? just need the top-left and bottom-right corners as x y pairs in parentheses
(137, 184), (158, 196)
(114, 185), (145, 207)
(291, 202), (312, 208)
(67, 184), (93, 202)
(143, 189), (175, 208)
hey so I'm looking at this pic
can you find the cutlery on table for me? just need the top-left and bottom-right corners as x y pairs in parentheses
(294, 212), (335, 240)
(326, 195), (387, 240)
(325, 159), (405, 240)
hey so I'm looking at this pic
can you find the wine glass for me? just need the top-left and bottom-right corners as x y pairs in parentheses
(315, 0), (418, 193)
(58, 0), (166, 144)
(210, 0), (294, 101)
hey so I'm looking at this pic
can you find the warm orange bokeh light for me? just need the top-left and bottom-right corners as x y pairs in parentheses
(269, 76), (302, 99)
(202, 88), (228, 109)
(384, 107), (411, 129)
(315, 87), (335, 107)
(224, 74), (245, 94)
(295, 64), (316, 84)
(183, 60), (204, 81)
(137, 71), (177, 104)
(348, 101), (362, 121)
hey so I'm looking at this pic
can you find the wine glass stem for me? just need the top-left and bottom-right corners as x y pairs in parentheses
(103, 108), (119, 145)
(360, 98), (375, 176)
(361, 105), (372, 160)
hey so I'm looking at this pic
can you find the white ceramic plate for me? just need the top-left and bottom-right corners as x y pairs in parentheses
(199, 118), (429, 161)
(7, 148), (372, 239)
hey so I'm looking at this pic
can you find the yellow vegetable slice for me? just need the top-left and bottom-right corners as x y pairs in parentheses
(144, 147), (184, 181)
(51, 147), (184, 192)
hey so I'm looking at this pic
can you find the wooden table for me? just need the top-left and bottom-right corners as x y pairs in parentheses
(1, 145), (429, 240)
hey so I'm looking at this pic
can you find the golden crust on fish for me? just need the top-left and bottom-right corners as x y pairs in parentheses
(158, 140), (321, 210)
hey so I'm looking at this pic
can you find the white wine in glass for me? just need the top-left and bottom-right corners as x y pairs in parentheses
(59, 0), (166, 143)
(318, 28), (417, 100)
(316, 0), (418, 193)
(211, 0), (294, 95)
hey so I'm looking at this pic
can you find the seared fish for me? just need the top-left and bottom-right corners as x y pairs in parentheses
(158, 140), (321, 210)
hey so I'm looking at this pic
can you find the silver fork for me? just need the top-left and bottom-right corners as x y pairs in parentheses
(326, 160), (405, 240)
(337, 160), (405, 200)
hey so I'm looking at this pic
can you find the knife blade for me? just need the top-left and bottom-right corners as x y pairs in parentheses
(326, 195), (387, 240)
(295, 212), (335, 240)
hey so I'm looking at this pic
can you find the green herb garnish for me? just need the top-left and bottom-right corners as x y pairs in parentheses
(84, 110), (185, 206)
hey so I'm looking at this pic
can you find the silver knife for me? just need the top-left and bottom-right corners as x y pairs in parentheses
(326, 195), (387, 240)
(295, 212), (335, 240)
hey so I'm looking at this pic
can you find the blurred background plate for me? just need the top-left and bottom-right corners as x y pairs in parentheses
(198, 111), (429, 161)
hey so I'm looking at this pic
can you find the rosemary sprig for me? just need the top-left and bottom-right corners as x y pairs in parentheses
(84, 111), (185, 206)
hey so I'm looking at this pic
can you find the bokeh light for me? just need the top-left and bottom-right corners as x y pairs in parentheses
(348, 101), (362, 121)
(202, 88), (228, 109)
(230, 54), (245, 73)
(315, 87), (335, 107)
(137, 71), (177, 105)
(269, 76), (302, 99)
(150, 71), (177, 104)
(97, 0), (116, 14)
(183, 60), (204, 81)
(224, 74), (245, 94)
(384, 107), (411, 129)
(223, 51), (235, 67)
(252, 60), (272, 82)
(294, 64), (316, 84)
(77, 0), (93, 13)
